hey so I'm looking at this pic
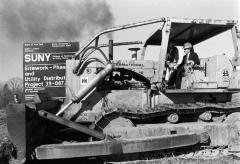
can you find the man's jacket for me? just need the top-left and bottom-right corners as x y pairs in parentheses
(178, 52), (200, 68)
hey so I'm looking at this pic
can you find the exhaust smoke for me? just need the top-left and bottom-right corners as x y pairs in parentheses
(0, 0), (114, 81)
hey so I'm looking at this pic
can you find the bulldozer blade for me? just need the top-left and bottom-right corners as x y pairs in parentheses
(35, 132), (205, 159)
(6, 103), (26, 161)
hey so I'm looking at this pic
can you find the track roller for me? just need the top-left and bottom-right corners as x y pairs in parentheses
(167, 113), (179, 123)
(198, 111), (212, 121)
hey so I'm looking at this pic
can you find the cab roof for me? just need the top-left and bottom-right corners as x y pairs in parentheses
(145, 17), (238, 46)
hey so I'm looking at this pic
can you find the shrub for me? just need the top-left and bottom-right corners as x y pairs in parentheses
(0, 139), (17, 164)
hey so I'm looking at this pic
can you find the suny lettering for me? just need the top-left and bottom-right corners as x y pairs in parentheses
(25, 53), (51, 62)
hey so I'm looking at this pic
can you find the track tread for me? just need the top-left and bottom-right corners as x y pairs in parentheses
(109, 102), (240, 120)
(96, 102), (240, 129)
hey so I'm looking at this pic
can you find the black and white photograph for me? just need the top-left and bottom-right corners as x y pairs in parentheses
(0, 0), (240, 163)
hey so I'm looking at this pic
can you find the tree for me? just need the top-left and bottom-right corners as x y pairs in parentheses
(1, 77), (23, 107)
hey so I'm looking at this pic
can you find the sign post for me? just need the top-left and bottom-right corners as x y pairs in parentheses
(23, 42), (79, 102)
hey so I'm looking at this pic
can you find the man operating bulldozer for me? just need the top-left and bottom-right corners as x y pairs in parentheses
(168, 42), (200, 89)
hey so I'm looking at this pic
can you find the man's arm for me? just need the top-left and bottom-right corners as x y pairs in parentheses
(193, 53), (200, 65)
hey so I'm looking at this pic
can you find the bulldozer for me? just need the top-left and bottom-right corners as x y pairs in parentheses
(6, 17), (240, 163)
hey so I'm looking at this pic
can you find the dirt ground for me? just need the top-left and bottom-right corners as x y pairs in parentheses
(1, 108), (240, 164)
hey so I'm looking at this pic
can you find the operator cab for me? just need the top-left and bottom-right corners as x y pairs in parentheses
(142, 17), (238, 91)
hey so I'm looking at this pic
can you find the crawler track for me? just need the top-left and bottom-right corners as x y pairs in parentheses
(96, 102), (240, 129)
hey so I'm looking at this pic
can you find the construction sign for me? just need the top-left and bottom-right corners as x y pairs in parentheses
(23, 42), (79, 102)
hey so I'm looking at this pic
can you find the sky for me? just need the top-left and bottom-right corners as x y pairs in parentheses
(0, 0), (239, 82)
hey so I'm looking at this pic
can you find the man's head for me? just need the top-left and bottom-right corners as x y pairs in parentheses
(183, 42), (193, 54)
